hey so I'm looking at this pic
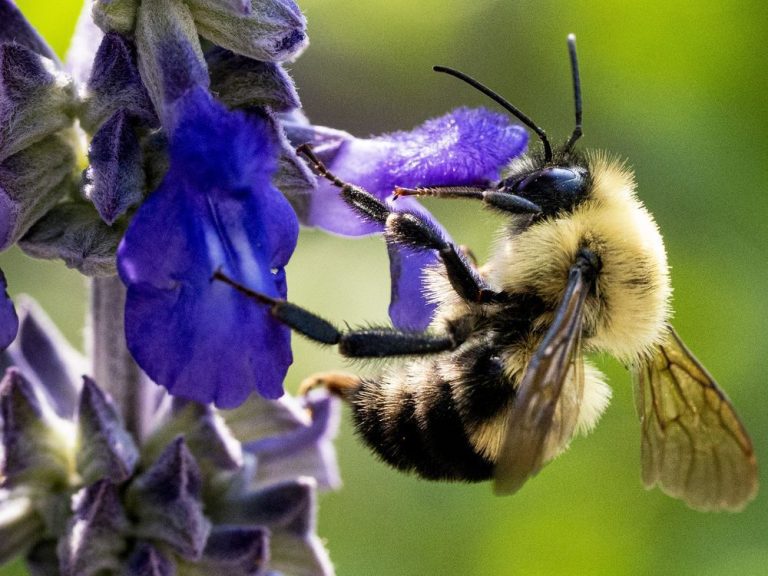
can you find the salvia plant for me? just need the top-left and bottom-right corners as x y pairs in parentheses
(0, 0), (527, 574)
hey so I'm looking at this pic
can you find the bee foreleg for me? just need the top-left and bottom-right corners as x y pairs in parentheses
(386, 212), (508, 304)
(297, 143), (389, 226)
(394, 186), (541, 215)
(297, 145), (509, 304)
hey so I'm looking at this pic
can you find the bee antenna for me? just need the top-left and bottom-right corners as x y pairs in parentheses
(433, 65), (553, 162)
(564, 34), (583, 153)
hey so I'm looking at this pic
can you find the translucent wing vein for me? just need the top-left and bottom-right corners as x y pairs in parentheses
(633, 325), (757, 511)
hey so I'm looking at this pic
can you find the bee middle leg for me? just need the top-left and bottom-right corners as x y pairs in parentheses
(297, 145), (509, 305)
(213, 271), (461, 357)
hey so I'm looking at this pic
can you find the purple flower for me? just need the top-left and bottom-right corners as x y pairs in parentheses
(0, 300), (340, 575)
(117, 88), (299, 407)
(291, 108), (528, 330)
(302, 107), (527, 235)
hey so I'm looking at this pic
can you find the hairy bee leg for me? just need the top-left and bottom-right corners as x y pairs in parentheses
(297, 144), (388, 225)
(213, 271), (461, 357)
(296, 145), (508, 304)
(299, 371), (361, 399)
(394, 186), (542, 215)
(387, 212), (507, 304)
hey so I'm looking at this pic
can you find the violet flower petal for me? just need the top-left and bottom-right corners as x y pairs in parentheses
(244, 390), (341, 490)
(117, 88), (298, 407)
(0, 269), (17, 350)
(304, 107), (528, 235)
(386, 243), (436, 331)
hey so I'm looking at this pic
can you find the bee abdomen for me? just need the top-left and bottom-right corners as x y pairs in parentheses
(349, 345), (514, 482)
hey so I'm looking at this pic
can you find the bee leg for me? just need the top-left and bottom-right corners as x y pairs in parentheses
(394, 186), (542, 215)
(299, 371), (361, 399)
(386, 211), (508, 304)
(297, 144), (389, 226)
(296, 144), (509, 304)
(213, 270), (463, 356)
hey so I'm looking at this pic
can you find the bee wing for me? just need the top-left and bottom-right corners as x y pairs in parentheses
(633, 325), (758, 511)
(493, 264), (591, 495)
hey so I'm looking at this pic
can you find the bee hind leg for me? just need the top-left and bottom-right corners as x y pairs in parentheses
(299, 371), (361, 400)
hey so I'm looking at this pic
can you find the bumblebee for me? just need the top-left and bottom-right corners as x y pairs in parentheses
(216, 35), (757, 511)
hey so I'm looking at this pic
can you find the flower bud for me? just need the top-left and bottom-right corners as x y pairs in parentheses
(125, 543), (175, 576)
(0, 133), (77, 251)
(84, 110), (145, 224)
(207, 48), (299, 111)
(134, 0), (208, 125)
(126, 437), (211, 560)
(186, 0), (308, 62)
(0, 269), (17, 351)
(206, 0), (251, 16)
(18, 202), (124, 277)
(151, 400), (244, 472)
(193, 526), (268, 576)
(0, 43), (76, 162)
(76, 377), (139, 485)
(58, 480), (130, 576)
(91, 0), (140, 35)
(0, 369), (73, 488)
(80, 32), (156, 133)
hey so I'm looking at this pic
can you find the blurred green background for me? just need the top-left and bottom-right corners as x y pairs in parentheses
(3, 1), (767, 575)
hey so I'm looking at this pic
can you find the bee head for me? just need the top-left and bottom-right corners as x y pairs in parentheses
(498, 164), (589, 217)
(435, 35), (588, 218)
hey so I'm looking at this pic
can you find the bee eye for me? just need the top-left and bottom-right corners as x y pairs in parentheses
(503, 166), (588, 215)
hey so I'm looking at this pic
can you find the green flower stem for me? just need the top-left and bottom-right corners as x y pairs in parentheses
(89, 275), (151, 442)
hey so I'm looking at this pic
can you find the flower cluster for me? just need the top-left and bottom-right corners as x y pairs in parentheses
(0, 0), (529, 573)
(0, 0), (527, 406)
(1, 301), (339, 575)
